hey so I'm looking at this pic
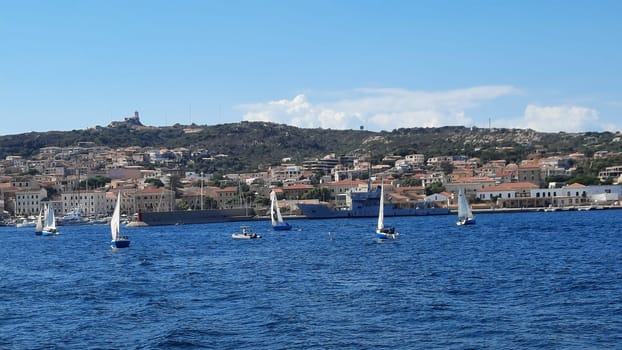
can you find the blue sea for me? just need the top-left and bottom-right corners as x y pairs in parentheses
(1, 210), (621, 349)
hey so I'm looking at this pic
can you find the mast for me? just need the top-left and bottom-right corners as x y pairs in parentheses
(200, 171), (204, 210)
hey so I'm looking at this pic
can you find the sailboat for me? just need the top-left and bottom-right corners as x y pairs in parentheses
(110, 192), (130, 248)
(270, 190), (291, 231)
(34, 208), (43, 235)
(41, 204), (59, 236)
(375, 182), (399, 239)
(456, 188), (476, 226)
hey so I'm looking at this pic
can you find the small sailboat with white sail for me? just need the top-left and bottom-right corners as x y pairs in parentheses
(270, 190), (291, 231)
(456, 188), (476, 226)
(110, 192), (130, 248)
(41, 204), (59, 236)
(35, 208), (43, 235)
(375, 182), (399, 240)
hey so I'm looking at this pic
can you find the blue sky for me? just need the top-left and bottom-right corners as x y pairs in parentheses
(1, 0), (621, 135)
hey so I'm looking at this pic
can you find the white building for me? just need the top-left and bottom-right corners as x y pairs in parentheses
(598, 165), (622, 182)
(14, 188), (47, 216)
(61, 190), (108, 217)
(270, 164), (303, 183)
(405, 154), (425, 165)
(531, 184), (622, 205)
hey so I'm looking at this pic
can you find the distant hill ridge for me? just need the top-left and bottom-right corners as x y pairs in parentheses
(1, 120), (622, 173)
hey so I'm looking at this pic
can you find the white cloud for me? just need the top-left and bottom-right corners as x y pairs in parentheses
(522, 105), (599, 132)
(240, 94), (353, 129)
(491, 104), (616, 132)
(238, 85), (519, 130)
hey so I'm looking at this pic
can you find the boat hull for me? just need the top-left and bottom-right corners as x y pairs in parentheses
(111, 239), (131, 248)
(376, 228), (399, 240)
(232, 225), (261, 239)
(232, 233), (261, 240)
(376, 232), (399, 239)
(457, 217), (476, 226)
(272, 223), (292, 231)
(141, 208), (256, 226)
(59, 218), (90, 226)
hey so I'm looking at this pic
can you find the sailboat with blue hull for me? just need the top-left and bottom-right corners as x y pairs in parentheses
(456, 188), (476, 226)
(270, 190), (292, 231)
(110, 193), (130, 248)
(375, 182), (399, 239)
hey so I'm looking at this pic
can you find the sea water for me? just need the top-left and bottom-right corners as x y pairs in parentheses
(1, 210), (621, 349)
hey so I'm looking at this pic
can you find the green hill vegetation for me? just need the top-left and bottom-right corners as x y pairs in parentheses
(2, 121), (622, 177)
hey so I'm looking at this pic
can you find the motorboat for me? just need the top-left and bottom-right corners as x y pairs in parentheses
(232, 225), (261, 240)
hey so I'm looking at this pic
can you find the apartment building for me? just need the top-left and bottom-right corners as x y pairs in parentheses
(14, 188), (47, 216)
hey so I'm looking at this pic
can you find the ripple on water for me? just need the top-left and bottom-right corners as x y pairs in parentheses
(1, 211), (622, 349)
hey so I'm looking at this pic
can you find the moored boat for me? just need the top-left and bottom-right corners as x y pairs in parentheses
(15, 217), (36, 228)
(60, 207), (89, 226)
(140, 208), (256, 226)
(297, 186), (450, 219)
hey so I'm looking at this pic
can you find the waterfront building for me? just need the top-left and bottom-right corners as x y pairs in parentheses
(213, 186), (240, 209)
(134, 187), (175, 212)
(477, 182), (539, 202)
(281, 184), (314, 201)
(61, 190), (108, 217)
(481, 183), (622, 209)
(14, 188), (47, 216)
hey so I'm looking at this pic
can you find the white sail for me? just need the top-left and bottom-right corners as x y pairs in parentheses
(43, 204), (56, 231)
(377, 183), (385, 231)
(457, 188), (473, 220)
(35, 209), (43, 232)
(270, 190), (285, 226)
(111, 192), (121, 241)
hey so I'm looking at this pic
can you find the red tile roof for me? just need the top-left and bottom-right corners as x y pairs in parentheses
(484, 182), (539, 191)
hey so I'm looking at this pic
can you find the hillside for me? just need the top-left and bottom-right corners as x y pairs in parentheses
(2, 121), (622, 173)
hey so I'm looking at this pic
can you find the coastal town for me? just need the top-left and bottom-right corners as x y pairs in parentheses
(2, 115), (622, 227)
